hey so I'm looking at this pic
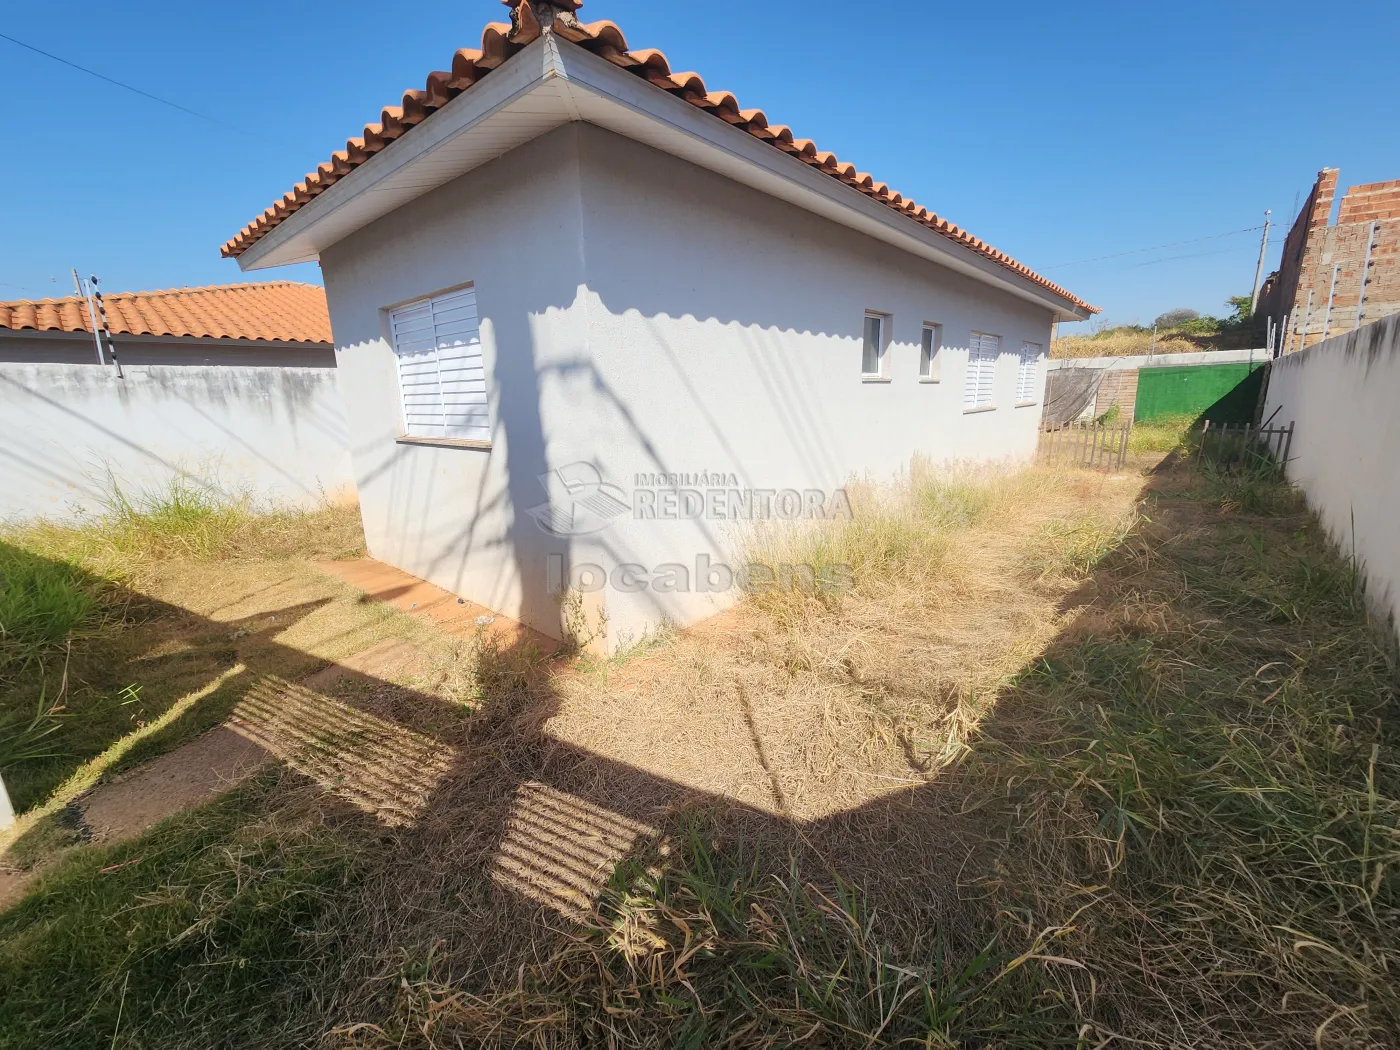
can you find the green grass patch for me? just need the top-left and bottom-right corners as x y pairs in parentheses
(0, 775), (362, 1050)
(0, 544), (100, 681)
(1128, 412), (1198, 454)
(0, 482), (365, 816)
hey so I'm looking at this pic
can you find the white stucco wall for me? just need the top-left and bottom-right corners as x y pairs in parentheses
(322, 123), (1058, 648)
(320, 128), (591, 638)
(1263, 313), (1400, 638)
(0, 362), (355, 522)
(562, 127), (1054, 642)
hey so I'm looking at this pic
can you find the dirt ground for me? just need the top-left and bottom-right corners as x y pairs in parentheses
(0, 870), (28, 910)
(79, 727), (270, 843)
(546, 470), (1145, 823)
(0, 727), (269, 907)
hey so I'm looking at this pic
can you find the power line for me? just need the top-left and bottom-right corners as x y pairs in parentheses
(1040, 225), (1267, 270)
(0, 31), (257, 137)
(0, 278), (60, 295)
(1126, 245), (1256, 269)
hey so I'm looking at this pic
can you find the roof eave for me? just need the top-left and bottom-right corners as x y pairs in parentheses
(234, 34), (1092, 321)
(233, 38), (557, 272)
(0, 328), (332, 349)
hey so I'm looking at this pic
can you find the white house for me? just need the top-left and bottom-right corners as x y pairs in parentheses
(223, 0), (1095, 650)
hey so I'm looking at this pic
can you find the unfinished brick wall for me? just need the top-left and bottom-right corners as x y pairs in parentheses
(1263, 169), (1400, 353)
(1094, 368), (1139, 419)
(1338, 179), (1400, 223)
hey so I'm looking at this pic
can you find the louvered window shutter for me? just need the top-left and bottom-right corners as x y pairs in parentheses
(1017, 342), (1041, 403)
(388, 287), (489, 442)
(964, 332), (1000, 409)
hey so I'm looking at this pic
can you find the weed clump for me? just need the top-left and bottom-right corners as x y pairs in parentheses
(1128, 412), (1198, 454)
(740, 461), (1049, 612)
(6, 476), (364, 577)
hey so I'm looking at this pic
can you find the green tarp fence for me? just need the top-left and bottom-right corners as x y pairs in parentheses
(1134, 362), (1264, 424)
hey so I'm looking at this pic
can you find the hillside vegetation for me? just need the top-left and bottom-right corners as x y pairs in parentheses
(1053, 295), (1268, 359)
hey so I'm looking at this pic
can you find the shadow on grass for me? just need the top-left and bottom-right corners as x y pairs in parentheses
(1, 452), (1397, 1047)
(0, 545), (339, 813)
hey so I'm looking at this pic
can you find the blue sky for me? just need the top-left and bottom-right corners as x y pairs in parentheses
(2, 0), (1397, 329)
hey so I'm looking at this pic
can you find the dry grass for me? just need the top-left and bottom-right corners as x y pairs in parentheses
(379, 455), (1396, 1048)
(933, 461), (1400, 1047)
(5, 476), (365, 583)
(1052, 329), (1203, 359)
(545, 462), (1142, 821)
(2, 454), (1397, 1048)
(358, 816), (1014, 1048)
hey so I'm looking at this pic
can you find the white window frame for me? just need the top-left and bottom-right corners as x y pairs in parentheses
(387, 284), (491, 444)
(919, 323), (942, 381)
(1016, 342), (1042, 405)
(964, 331), (1000, 411)
(861, 311), (890, 380)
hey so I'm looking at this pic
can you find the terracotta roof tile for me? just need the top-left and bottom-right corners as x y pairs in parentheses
(222, 0), (1096, 314)
(0, 281), (331, 344)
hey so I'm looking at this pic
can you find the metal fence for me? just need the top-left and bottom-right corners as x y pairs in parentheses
(1039, 421), (1133, 472)
(1196, 420), (1294, 472)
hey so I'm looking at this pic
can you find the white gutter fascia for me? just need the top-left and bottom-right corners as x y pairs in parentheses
(235, 34), (1090, 322)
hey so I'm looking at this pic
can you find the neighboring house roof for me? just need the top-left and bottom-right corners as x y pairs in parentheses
(221, 0), (1095, 315)
(0, 281), (332, 344)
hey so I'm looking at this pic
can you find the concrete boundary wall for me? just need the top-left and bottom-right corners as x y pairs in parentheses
(0, 362), (356, 522)
(1047, 349), (1267, 423)
(1047, 348), (1264, 371)
(1263, 313), (1400, 638)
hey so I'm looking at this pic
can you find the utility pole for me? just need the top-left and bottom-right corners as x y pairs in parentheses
(1250, 210), (1272, 315)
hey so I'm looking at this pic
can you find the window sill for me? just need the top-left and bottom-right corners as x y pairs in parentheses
(396, 435), (493, 452)
(1014, 400), (1039, 408)
(861, 376), (892, 384)
(919, 377), (941, 384)
(962, 405), (997, 415)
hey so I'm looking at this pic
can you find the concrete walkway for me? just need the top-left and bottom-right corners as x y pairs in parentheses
(315, 558), (554, 649)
